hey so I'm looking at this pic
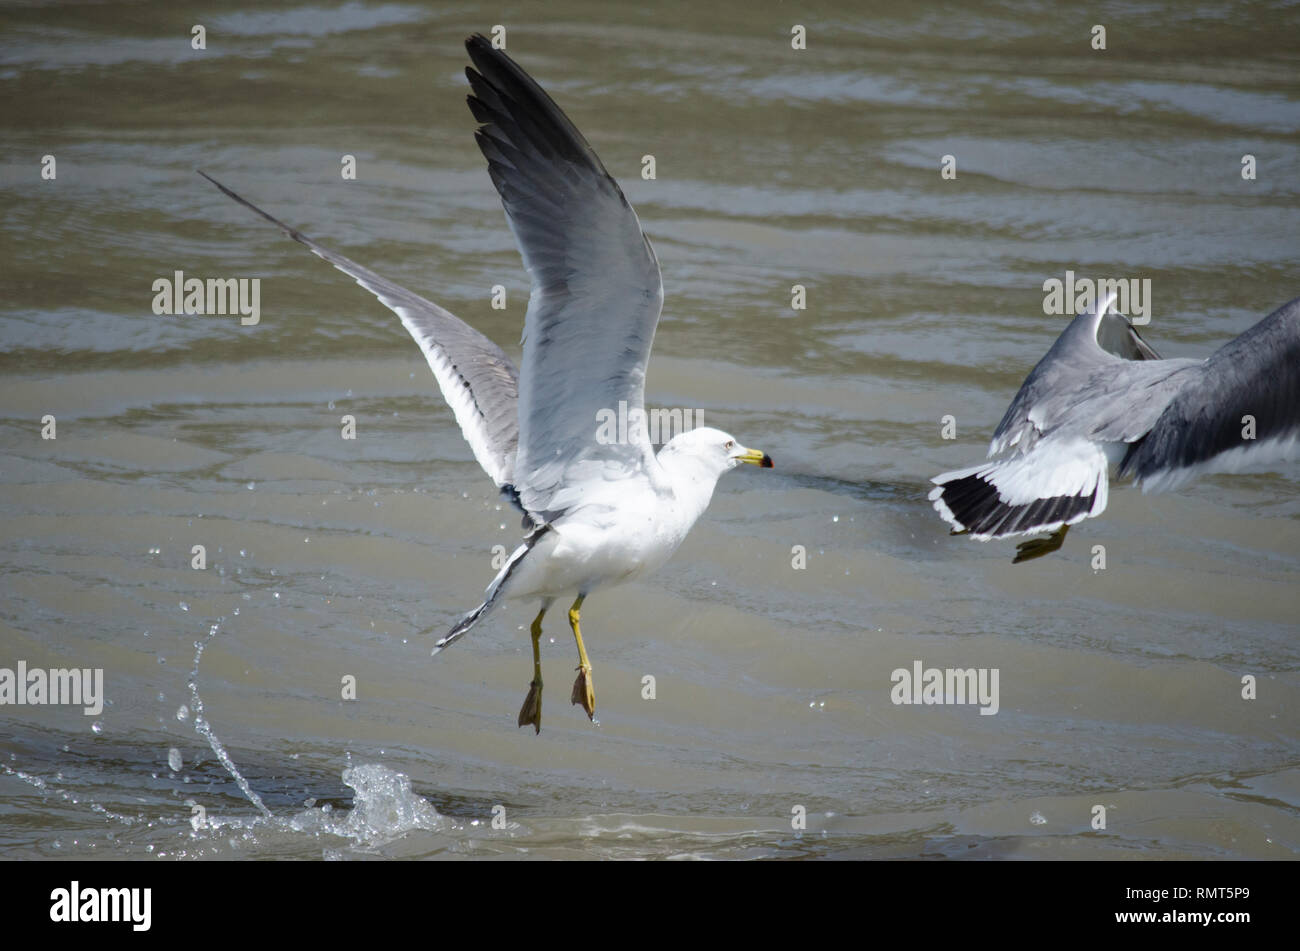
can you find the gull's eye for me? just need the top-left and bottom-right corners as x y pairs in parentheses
(724, 440), (735, 450)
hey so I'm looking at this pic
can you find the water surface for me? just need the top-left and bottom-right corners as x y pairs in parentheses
(1, 0), (1297, 860)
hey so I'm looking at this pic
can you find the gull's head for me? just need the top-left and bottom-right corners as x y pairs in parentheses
(660, 426), (773, 478)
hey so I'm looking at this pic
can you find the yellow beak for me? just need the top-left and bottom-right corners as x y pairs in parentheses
(737, 448), (774, 469)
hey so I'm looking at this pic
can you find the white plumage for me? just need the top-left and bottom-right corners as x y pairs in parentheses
(201, 35), (772, 731)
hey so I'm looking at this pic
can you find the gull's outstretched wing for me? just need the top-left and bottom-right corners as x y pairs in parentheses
(198, 171), (521, 495)
(1120, 297), (1300, 491)
(464, 35), (665, 524)
(988, 293), (1160, 456)
(931, 295), (1200, 541)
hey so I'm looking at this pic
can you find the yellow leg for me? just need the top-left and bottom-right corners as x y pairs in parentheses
(517, 605), (546, 734)
(1013, 524), (1070, 564)
(568, 595), (595, 719)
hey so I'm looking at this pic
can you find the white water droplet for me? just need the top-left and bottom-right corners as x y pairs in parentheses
(168, 748), (182, 771)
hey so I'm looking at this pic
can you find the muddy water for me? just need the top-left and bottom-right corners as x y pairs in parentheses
(1, 1), (1297, 859)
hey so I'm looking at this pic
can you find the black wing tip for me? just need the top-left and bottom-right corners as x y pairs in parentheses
(936, 472), (1093, 540)
(464, 32), (516, 77)
(196, 168), (312, 247)
(196, 168), (227, 192)
(197, 169), (249, 209)
(467, 92), (494, 125)
(460, 32), (602, 173)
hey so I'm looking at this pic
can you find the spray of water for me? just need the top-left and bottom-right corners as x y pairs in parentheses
(187, 618), (272, 819)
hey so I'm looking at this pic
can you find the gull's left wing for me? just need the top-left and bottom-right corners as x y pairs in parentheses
(1119, 297), (1300, 491)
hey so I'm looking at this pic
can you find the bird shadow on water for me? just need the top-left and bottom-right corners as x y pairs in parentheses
(768, 467), (910, 504)
(762, 466), (954, 560)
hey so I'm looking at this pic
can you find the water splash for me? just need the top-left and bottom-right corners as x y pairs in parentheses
(183, 619), (451, 849)
(187, 619), (272, 819)
(289, 763), (444, 848)
(0, 763), (138, 827)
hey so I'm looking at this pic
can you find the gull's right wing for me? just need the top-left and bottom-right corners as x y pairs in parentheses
(199, 171), (522, 498)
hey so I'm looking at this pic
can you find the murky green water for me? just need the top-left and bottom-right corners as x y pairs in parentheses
(1, 0), (1297, 860)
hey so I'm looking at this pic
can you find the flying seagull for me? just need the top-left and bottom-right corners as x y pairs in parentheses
(929, 295), (1300, 562)
(201, 35), (772, 731)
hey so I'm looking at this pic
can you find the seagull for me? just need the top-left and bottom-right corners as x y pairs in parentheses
(201, 35), (772, 732)
(929, 294), (1300, 562)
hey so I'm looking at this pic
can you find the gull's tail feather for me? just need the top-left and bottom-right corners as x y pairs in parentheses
(929, 438), (1109, 541)
(432, 526), (549, 654)
(435, 597), (497, 654)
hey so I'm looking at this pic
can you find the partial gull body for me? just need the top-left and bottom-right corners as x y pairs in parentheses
(202, 35), (771, 732)
(930, 295), (1300, 562)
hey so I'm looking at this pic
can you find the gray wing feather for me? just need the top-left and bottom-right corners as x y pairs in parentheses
(1120, 297), (1300, 486)
(1095, 310), (1162, 361)
(990, 298), (1195, 456)
(1058, 358), (1203, 445)
(464, 35), (665, 522)
(198, 171), (521, 492)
